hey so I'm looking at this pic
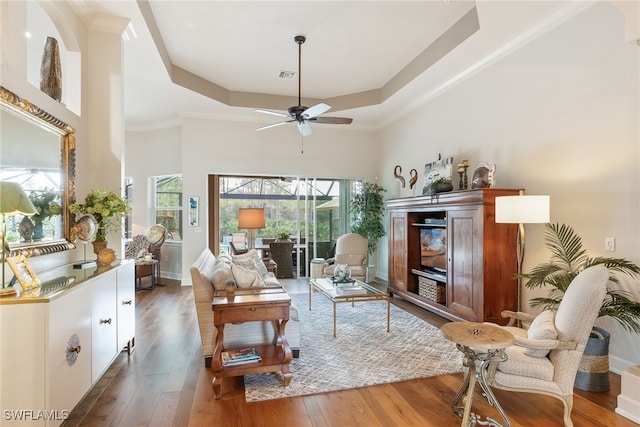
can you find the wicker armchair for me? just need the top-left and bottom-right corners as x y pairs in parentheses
(269, 241), (294, 278)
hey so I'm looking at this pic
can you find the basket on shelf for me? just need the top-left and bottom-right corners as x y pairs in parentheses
(418, 276), (446, 303)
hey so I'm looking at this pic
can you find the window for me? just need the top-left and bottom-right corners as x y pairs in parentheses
(151, 175), (182, 241)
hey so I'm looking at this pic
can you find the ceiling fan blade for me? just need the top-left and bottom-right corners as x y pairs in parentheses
(310, 116), (353, 125)
(256, 120), (292, 132)
(255, 109), (289, 118)
(297, 121), (312, 136)
(302, 103), (331, 119)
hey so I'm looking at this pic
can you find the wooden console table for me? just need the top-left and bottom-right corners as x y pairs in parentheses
(211, 289), (292, 399)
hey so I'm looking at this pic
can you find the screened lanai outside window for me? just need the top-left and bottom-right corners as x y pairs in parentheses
(217, 176), (358, 277)
(151, 175), (182, 241)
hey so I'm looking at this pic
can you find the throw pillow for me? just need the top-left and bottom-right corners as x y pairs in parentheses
(211, 262), (234, 291)
(232, 249), (269, 277)
(524, 310), (557, 358)
(231, 263), (266, 288)
(218, 253), (233, 265)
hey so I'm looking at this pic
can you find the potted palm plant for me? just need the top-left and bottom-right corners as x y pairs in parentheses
(350, 181), (386, 281)
(520, 222), (640, 391)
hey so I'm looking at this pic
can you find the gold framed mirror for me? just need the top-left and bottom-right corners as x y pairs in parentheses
(1, 86), (76, 257)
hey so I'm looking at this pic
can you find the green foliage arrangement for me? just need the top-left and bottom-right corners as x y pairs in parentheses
(69, 189), (129, 241)
(350, 181), (386, 256)
(520, 222), (640, 333)
(29, 189), (61, 223)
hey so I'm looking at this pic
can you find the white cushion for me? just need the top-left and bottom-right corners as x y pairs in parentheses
(498, 344), (555, 381)
(523, 310), (557, 357)
(232, 249), (269, 276)
(231, 263), (266, 288)
(211, 262), (234, 290)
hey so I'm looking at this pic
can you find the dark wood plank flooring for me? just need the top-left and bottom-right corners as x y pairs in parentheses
(63, 278), (636, 427)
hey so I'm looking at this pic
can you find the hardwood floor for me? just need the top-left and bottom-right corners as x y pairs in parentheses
(63, 278), (636, 427)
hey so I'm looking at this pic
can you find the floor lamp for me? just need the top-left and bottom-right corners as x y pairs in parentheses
(495, 191), (550, 311)
(0, 182), (37, 296)
(238, 208), (265, 249)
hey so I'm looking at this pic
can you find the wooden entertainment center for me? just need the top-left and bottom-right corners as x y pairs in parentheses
(385, 188), (521, 324)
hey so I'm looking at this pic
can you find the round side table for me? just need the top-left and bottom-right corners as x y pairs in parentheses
(441, 321), (514, 427)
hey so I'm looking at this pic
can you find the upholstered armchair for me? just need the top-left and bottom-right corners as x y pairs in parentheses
(488, 265), (609, 427)
(322, 233), (368, 282)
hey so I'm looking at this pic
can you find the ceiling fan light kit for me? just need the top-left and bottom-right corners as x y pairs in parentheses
(255, 35), (353, 136)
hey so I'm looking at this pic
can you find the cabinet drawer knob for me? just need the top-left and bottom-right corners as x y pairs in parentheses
(100, 318), (112, 325)
(122, 300), (132, 305)
(67, 345), (81, 354)
(250, 307), (256, 311)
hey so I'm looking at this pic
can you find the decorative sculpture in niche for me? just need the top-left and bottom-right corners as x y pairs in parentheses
(40, 36), (62, 102)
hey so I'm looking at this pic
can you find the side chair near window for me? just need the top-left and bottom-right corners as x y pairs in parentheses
(125, 225), (167, 290)
(487, 265), (609, 427)
(322, 233), (368, 282)
(269, 240), (294, 278)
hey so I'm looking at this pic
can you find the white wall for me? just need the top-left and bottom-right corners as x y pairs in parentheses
(180, 117), (379, 284)
(123, 1), (639, 370)
(377, 2), (639, 370)
(1, 2), (127, 272)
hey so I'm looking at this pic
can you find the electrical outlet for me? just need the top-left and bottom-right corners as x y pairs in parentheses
(605, 237), (615, 252)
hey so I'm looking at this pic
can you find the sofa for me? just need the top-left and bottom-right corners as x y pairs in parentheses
(190, 248), (301, 367)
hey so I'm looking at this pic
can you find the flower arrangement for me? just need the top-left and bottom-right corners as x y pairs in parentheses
(69, 189), (129, 241)
(29, 190), (61, 224)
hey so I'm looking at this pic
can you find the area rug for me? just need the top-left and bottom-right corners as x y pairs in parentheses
(244, 292), (464, 402)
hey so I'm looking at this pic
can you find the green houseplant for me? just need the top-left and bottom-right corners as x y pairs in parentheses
(350, 181), (386, 257)
(520, 222), (640, 391)
(69, 189), (129, 242)
(28, 189), (61, 240)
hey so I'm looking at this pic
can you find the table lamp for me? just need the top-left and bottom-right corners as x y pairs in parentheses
(237, 208), (265, 249)
(1, 182), (37, 295)
(495, 191), (550, 310)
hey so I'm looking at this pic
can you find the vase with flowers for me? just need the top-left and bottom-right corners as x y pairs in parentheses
(27, 189), (61, 240)
(69, 189), (129, 256)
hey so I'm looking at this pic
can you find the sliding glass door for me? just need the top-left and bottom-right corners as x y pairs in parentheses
(210, 175), (358, 277)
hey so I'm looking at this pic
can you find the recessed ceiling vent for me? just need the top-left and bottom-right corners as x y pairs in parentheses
(278, 70), (296, 79)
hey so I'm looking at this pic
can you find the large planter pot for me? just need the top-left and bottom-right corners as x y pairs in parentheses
(574, 326), (610, 391)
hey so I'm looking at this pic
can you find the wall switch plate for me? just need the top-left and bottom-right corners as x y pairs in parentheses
(605, 237), (615, 252)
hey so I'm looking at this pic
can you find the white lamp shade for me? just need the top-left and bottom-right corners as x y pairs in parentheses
(0, 182), (37, 216)
(495, 195), (550, 224)
(238, 208), (266, 229)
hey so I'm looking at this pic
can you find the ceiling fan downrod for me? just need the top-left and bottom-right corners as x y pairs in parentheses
(295, 35), (305, 112)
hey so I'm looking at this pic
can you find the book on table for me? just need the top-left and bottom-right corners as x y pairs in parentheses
(222, 347), (261, 366)
(336, 283), (365, 295)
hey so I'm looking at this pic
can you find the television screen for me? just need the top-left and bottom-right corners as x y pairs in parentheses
(420, 228), (447, 271)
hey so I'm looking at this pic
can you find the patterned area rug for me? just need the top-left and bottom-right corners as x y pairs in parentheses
(244, 292), (464, 402)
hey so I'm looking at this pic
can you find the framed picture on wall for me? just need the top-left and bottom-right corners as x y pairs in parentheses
(188, 196), (199, 227)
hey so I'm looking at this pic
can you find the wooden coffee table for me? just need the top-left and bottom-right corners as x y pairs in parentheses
(308, 277), (390, 337)
(211, 288), (292, 399)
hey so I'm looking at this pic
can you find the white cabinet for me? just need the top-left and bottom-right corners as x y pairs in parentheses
(48, 283), (92, 423)
(91, 269), (118, 382)
(117, 262), (135, 354)
(0, 261), (135, 426)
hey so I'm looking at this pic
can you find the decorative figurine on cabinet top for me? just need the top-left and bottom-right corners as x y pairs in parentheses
(471, 162), (496, 189)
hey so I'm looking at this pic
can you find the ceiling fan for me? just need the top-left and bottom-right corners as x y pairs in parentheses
(255, 35), (353, 136)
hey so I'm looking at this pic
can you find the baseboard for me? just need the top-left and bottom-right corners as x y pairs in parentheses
(610, 355), (636, 375)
